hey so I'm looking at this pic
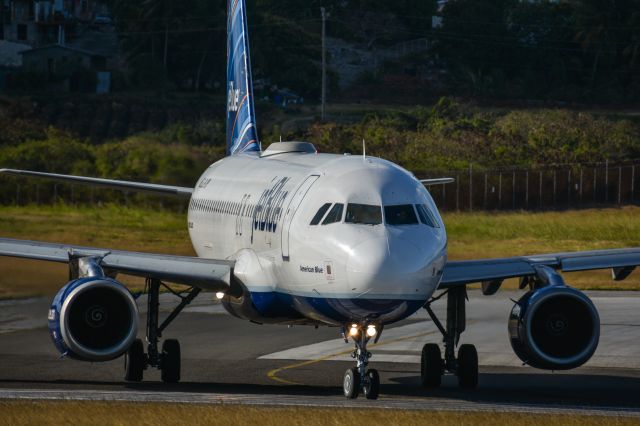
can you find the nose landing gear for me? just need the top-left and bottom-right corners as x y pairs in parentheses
(422, 286), (478, 389)
(342, 324), (381, 399)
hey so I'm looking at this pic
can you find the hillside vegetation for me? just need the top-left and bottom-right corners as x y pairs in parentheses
(1, 98), (639, 206)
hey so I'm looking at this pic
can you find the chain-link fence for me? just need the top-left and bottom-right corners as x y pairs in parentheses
(1, 160), (639, 212)
(418, 160), (640, 211)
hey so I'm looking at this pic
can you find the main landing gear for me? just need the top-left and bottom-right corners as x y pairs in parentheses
(124, 278), (200, 383)
(421, 286), (478, 389)
(342, 323), (382, 400)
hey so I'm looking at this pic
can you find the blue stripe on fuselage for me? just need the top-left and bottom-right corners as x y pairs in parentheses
(249, 290), (426, 325)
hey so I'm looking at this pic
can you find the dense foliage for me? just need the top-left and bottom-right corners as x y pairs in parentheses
(1, 98), (638, 193)
(434, 0), (640, 102)
(95, 0), (640, 104)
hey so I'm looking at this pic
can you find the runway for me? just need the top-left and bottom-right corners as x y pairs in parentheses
(0, 290), (639, 415)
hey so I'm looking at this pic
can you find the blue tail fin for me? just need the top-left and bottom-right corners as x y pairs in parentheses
(226, 0), (260, 156)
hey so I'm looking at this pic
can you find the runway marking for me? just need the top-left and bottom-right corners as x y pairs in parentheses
(267, 330), (439, 385)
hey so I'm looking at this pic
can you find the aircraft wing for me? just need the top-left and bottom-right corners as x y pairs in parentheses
(440, 248), (640, 288)
(0, 169), (193, 197)
(0, 238), (232, 291)
(420, 178), (455, 186)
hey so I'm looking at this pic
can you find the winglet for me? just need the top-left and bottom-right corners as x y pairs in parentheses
(226, 0), (260, 156)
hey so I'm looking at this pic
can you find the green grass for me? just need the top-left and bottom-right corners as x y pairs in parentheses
(0, 401), (637, 426)
(0, 204), (639, 298)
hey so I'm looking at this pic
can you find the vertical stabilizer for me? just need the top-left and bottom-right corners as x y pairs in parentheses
(226, 0), (260, 156)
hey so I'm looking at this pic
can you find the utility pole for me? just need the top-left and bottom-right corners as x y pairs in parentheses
(321, 7), (329, 121)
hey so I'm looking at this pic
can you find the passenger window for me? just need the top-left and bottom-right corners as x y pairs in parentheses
(384, 205), (418, 225)
(322, 203), (344, 225)
(415, 204), (440, 228)
(345, 203), (382, 225)
(310, 203), (332, 225)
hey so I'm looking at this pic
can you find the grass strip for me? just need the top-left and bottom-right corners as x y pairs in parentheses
(0, 401), (638, 426)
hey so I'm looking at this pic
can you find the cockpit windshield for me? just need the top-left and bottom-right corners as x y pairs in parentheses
(322, 203), (344, 225)
(345, 204), (382, 225)
(310, 203), (332, 225)
(384, 204), (418, 226)
(415, 204), (440, 228)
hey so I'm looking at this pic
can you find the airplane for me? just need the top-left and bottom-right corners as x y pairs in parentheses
(1, 0), (640, 400)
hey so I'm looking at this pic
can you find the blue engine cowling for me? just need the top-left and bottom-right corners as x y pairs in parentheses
(509, 285), (600, 370)
(48, 277), (139, 361)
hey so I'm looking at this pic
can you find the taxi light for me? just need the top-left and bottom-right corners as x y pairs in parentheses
(366, 325), (377, 337)
(215, 292), (225, 300)
(349, 325), (359, 336)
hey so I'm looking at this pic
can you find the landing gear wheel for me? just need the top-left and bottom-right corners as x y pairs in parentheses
(124, 338), (145, 382)
(363, 369), (380, 400)
(161, 339), (181, 383)
(343, 367), (360, 399)
(421, 343), (442, 388)
(457, 344), (478, 389)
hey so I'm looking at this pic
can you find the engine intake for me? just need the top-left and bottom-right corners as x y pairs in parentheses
(48, 277), (139, 361)
(509, 285), (599, 370)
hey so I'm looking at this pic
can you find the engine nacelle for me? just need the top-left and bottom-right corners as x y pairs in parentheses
(48, 277), (139, 361)
(509, 285), (600, 370)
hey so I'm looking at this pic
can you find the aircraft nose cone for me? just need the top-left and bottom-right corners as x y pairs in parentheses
(346, 236), (431, 297)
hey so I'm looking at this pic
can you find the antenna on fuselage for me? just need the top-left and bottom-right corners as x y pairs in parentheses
(362, 138), (366, 160)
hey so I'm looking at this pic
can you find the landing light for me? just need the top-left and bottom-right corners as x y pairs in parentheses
(215, 292), (225, 300)
(366, 325), (377, 337)
(349, 324), (359, 336)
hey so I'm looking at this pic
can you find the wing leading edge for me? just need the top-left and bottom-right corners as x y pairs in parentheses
(0, 238), (232, 290)
(0, 169), (193, 197)
(441, 248), (640, 288)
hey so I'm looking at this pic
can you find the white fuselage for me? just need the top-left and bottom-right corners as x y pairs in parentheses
(187, 146), (447, 326)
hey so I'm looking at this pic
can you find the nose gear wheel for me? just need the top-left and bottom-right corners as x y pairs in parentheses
(341, 325), (381, 399)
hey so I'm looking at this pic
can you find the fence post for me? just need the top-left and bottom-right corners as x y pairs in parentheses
(469, 164), (473, 212)
(441, 182), (445, 207)
(525, 170), (529, 209)
(36, 184), (40, 205)
(605, 160), (609, 203)
(16, 184), (20, 206)
(456, 173), (459, 212)
(498, 172), (502, 209)
(632, 165), (635, 203)
(54, 184), (58, 203)
(553, 170), (557, 207)
(484, 173), (488, 209)
(567, 169), (571, 207)
(618, 166), (622, 204)
(593, 168), (597, 203)
(579, 168), (583, 203)
(512, 171), (516, 210)
(539, 171), (543, 209)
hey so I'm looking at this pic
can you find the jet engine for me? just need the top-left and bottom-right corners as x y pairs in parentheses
(48, 277), (139, 361)
(509, 285), (600, 370)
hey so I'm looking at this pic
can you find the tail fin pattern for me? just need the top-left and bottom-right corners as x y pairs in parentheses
(226, 0), (260, 156)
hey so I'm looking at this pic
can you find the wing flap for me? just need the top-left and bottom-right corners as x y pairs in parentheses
(0, 169), (193, 197)
(0, 238), (232, 290)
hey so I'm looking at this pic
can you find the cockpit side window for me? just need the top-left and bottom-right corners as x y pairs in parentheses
(310, 203), (332, 225)
(384, 204), (418, 225)
(415, 204), (440, 228)
(322, 203), (344, 225)
(345, 203), (382, 225)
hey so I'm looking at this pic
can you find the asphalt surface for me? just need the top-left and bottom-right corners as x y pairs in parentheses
(0, 290), (639, 415)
